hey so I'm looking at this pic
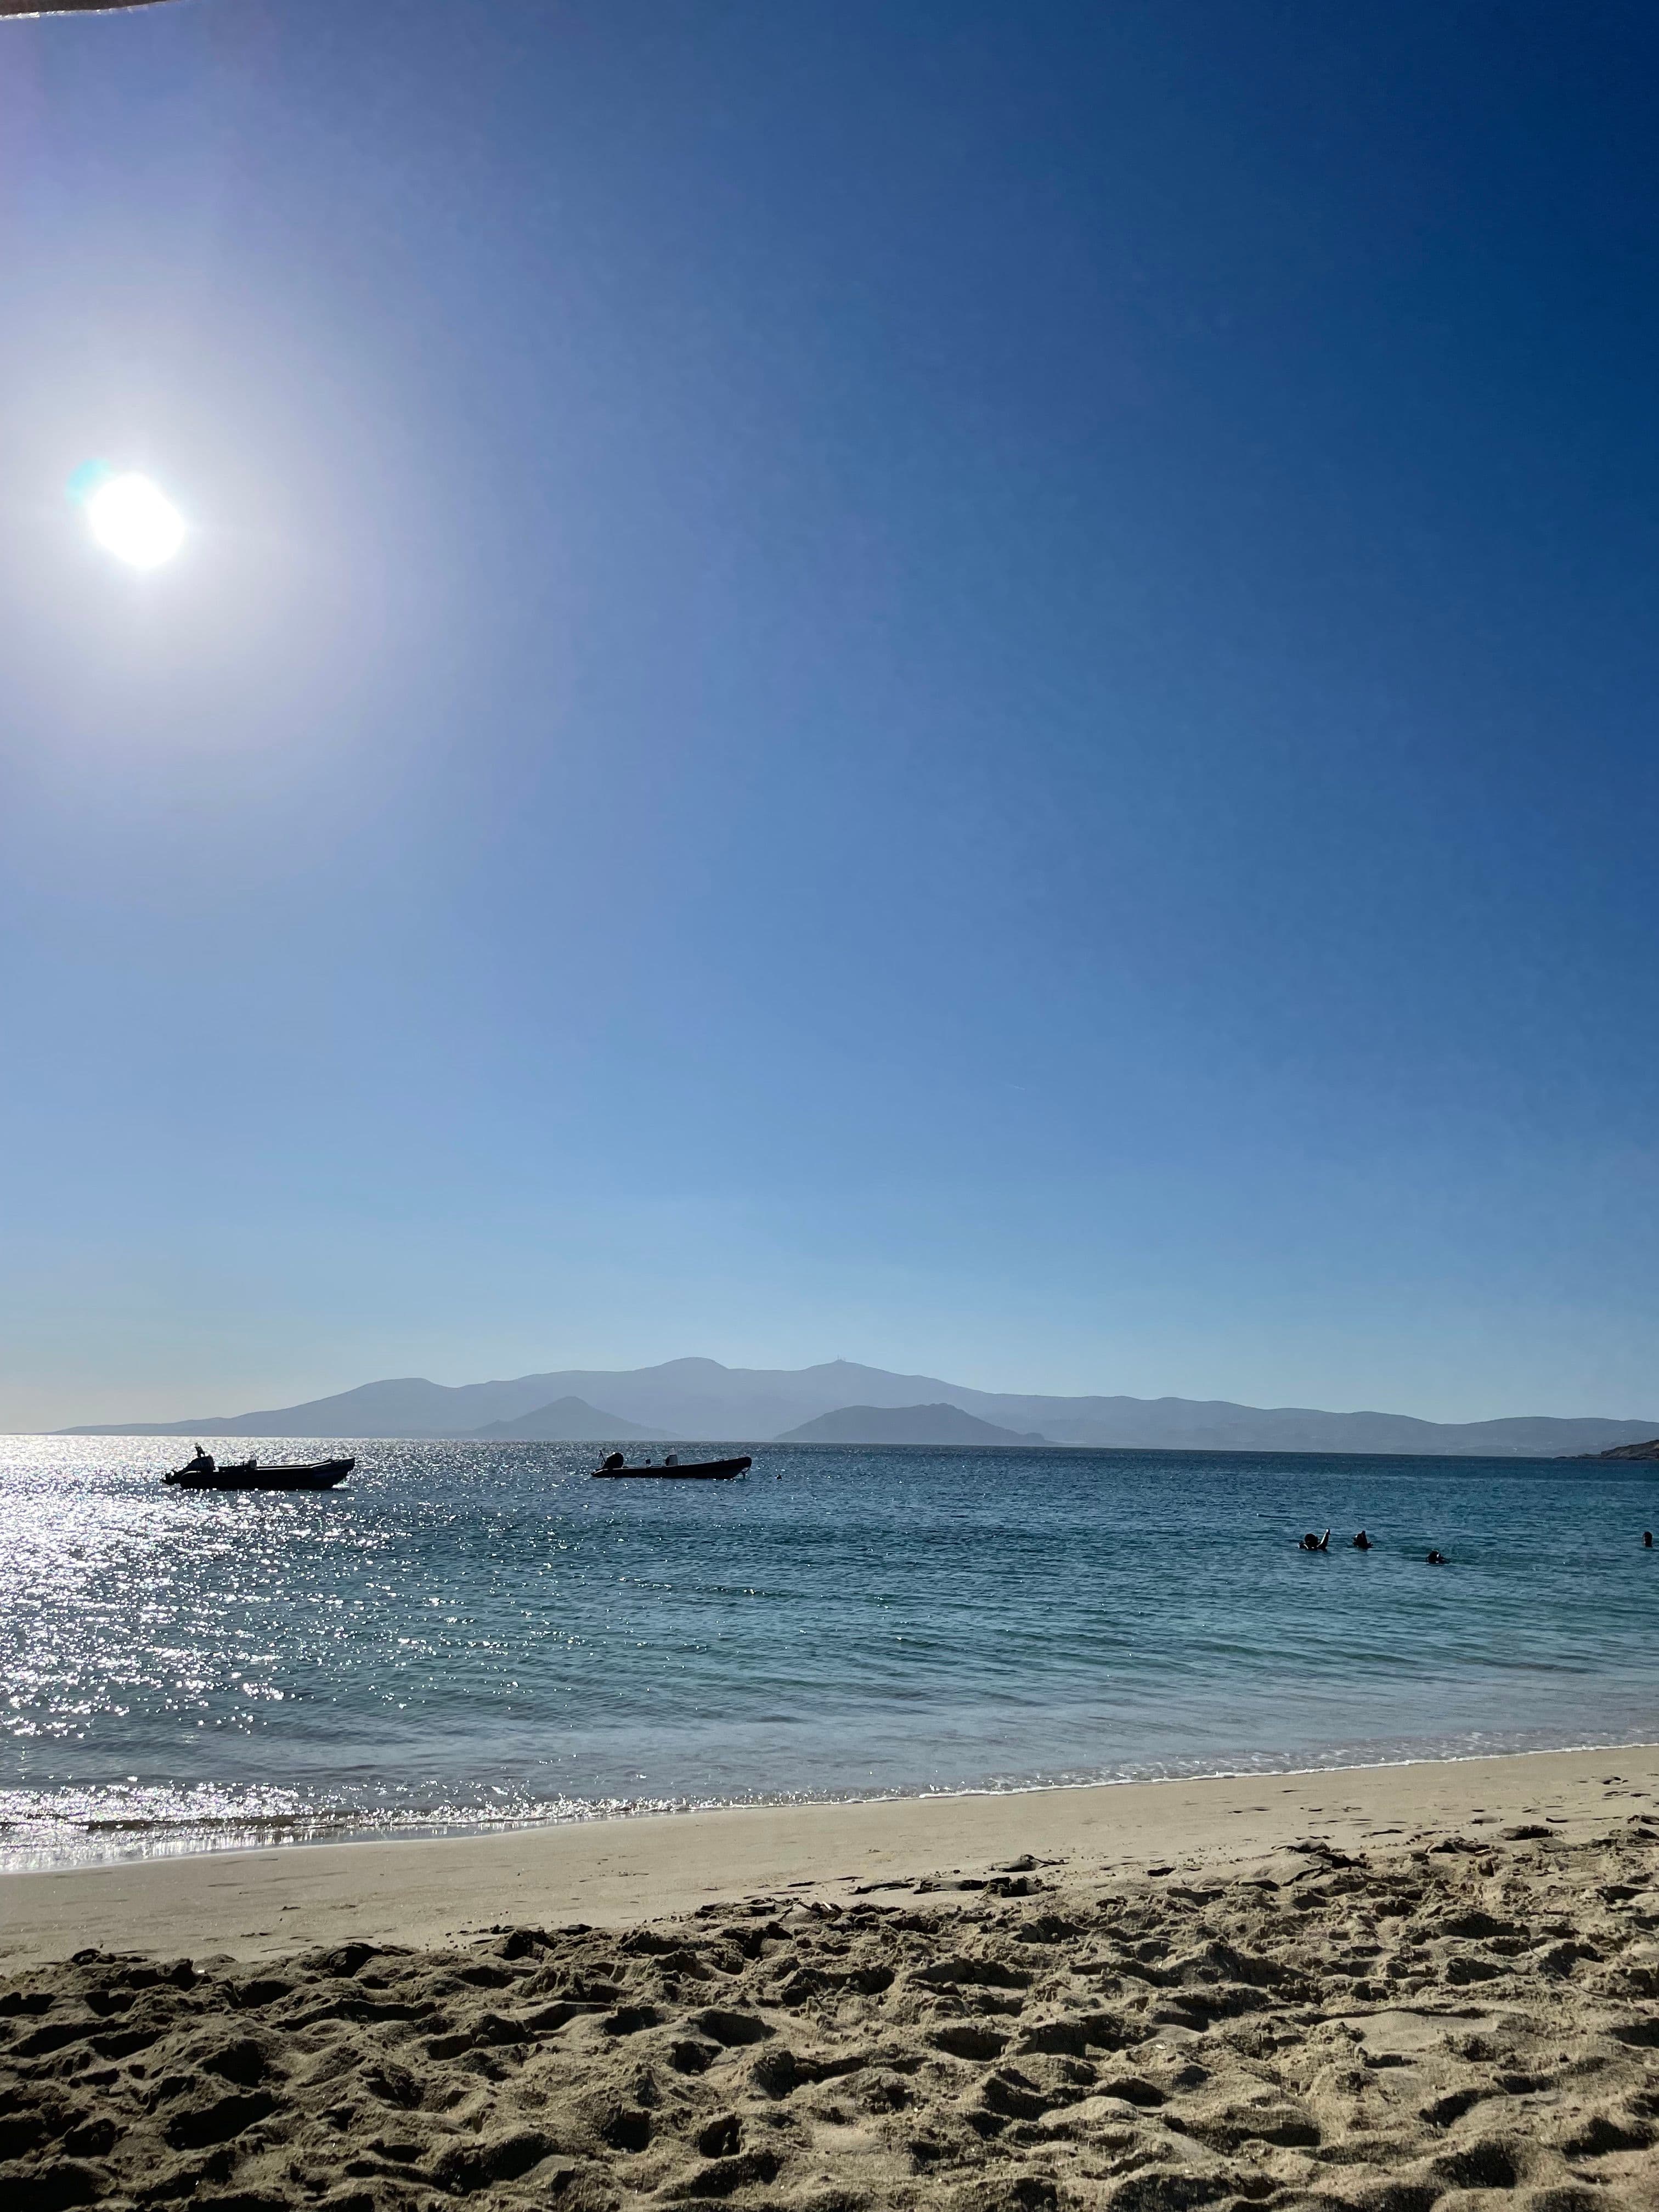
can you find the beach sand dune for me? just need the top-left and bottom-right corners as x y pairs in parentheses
(3, 1804), (1658, 2211)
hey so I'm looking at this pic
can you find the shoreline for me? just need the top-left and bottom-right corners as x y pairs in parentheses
(8, 1724), (1659, 1881)
(3, 1740), (1656, 1967)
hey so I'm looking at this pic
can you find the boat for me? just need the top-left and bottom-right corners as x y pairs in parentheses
(589, 1454), (751, 1481)
(164, 1452), (354, 1492)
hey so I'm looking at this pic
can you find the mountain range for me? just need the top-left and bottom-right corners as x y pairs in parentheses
(53, 1357), (1659, 1456)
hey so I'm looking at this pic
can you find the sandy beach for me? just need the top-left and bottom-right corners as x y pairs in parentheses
(3, 1745), (1658, 2209)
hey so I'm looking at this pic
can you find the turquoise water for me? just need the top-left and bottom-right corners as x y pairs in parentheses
(2, 1436), (1655, 1869)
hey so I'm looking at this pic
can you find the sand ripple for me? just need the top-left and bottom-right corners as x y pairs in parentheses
(2, 1821), (1657, 2210)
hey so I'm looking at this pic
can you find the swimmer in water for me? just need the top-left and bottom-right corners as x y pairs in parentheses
(1299, 1529), (1330, 1552)
(1426, 1549), (1447, 1565)
(1645, 1531), (1654, 1548)
(1351, 1530), (1372, 1550)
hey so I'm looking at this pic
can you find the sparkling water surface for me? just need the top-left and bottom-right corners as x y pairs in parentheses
(2, 1437), (1655, 1869)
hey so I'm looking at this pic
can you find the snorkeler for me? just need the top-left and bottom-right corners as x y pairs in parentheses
(1299, 1530), (1330, 1552)
(1426, 1549), (1447, 1565)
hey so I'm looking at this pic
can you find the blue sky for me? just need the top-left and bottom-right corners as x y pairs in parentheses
(2, 0), (1656, 1429)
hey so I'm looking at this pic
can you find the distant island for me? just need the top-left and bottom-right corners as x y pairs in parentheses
(470, 1397), (666, 1443)
(47, 1356), (1659, 1457)
(1588, 1437), (1659, 1462)
(776, 1403), (1049, 1446)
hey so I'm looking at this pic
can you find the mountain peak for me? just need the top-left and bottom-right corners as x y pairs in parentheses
(778, 1403), (1048, 1446)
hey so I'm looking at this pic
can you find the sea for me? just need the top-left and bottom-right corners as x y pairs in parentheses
(2, 1436), (1656, 1872)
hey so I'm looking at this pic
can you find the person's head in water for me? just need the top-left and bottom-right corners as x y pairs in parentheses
(1426, 1549), (1447, 1565)
(1299, 1530), (1330, 1551)
(1646, 1531), (1654, 1548)
(1351, 1531), (1372, 1549)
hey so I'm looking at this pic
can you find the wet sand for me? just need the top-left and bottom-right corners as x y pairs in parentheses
(2, 1745), (1657, 2209)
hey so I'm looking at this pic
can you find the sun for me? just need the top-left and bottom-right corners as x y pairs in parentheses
(82, 472), (187, 570)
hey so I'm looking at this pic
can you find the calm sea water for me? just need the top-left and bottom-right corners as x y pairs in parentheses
(2, 1437), (1656, 1870)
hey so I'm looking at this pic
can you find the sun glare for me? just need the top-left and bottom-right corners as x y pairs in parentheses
(83, 472), (187, 570)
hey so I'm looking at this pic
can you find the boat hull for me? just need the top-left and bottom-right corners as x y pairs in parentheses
(590, 1456), (752, 1481)
(165, 1458), (355, 1492)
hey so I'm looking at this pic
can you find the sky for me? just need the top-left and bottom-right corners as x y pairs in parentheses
(2, 0), (1657, 1431)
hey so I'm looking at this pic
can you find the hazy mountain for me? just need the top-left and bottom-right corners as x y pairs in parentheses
(52, 1355), (1659, 1455)
(470, 1398), (666, 1443)
(777, 1403), (1048, 1445)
